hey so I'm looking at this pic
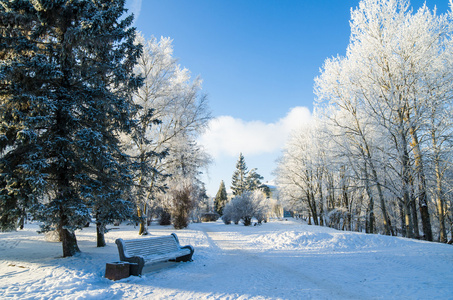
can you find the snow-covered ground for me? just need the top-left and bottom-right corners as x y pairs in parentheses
(1, 219), (452, 300)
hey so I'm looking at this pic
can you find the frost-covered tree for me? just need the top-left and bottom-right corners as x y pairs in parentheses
(164, 135), (211, 229)
(124, 33), (210, 234)
(276, 118), (327, 226)
(281, 0), (453, 242)
(223, 192), (254, 226)
(214, 180), (228, 216)
(252, 190), (272, 224)
(0, 0), (141, 255)
(427, 96), (453, 243)
(246, 168), (264, 191)
(317, 0), (453, 240)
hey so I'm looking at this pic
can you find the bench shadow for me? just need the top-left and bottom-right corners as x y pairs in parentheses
(141, 261), (180, 274)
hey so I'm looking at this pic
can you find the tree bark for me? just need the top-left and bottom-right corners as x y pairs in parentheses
(137, 204), (149, 235)
(408, 174), (420, 239)
(317, 178), (324, 227)
(308, 190), (319, 226)
(96, 222), (106, 247)
(409, 121), (433, 241)
(410, 195), (419, 238)
(399, 201), (406, 237)
(362, 158), (375, 234)
(61, 228), (80, 257)
(19, 208), (25, 230)
(399, 115), (415, 239)
(434, 151), (447, 242)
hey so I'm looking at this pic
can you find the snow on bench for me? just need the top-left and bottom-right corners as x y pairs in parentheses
(115, 233), (194, 276)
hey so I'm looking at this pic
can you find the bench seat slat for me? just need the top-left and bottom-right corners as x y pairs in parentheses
(144, 249), (192, 264)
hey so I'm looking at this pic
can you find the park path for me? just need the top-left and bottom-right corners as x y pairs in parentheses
(191, 222), (363, 300)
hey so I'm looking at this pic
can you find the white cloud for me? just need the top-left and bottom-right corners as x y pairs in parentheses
(126, 0), (142, 23)
(199, 106), (312, 158)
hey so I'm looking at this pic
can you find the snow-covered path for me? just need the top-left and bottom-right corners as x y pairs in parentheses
(1, 219), (452, 299)
(197, 223), (363, 299)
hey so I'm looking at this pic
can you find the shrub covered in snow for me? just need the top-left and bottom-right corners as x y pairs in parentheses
(221, 211), (232, 224)
(171, 185), (194, 229)
(222, 191), (272, 226)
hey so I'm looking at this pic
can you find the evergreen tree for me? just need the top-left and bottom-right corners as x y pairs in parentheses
(214, 180), (228, 215)
(231, 153), (263, 196)
(0, 0), (142, 256)
(246, 168), (263, 191)
(231, 153), (248, 196)
(259, 184), (271, 199)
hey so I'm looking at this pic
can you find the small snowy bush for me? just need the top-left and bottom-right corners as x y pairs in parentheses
(222, 191), (272, 226)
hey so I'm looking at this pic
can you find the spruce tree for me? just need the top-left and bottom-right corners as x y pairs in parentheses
(231, 153), (248, 196)
(0, 0), (142, 256)
(246, 168), (263, 191)
(231, 153), (264, 196)
(214, 180), (228, 215)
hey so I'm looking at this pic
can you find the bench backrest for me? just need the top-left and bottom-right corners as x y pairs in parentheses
(122, 235), (180, 258)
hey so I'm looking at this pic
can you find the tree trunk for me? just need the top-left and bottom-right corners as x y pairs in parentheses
(19, 208), (25, 230)
(399, 117), (415, 239)
(342, 185), (351, 231)
(61, 228), (80, 257)
(367, 197), (374, 234)
(409, 180), (420, 239)
(362, 159), (375, 234)
(409, 112), (433, 241)
(434, 153), (447, 243)
(358, 135), (392, 235)
(399, 201), (406, 237)
(404, 194), (414, 238)
(137, 204), (149, 235)
(410, 198), (419, 238)
(309, 191), (319, 226)
(96, 222), (106, 247)
(435, 184), (447, 243)
(318, 179), (324, 227)
(370, 160), (392, 235)
(59, 197), (80, 257)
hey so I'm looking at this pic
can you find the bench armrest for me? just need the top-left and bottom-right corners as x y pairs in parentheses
(174, 245), (194, 262)
(115, 238), (145, 275)
(171, 233), (195, 262)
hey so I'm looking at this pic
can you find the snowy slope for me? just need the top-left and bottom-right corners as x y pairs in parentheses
(1, 219), (452, 299)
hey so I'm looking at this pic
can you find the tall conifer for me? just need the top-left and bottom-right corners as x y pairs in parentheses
(231, 153), (248, 196)
(231, 153), (263, 196)
(0, 0), (142, 256)
(214, 180), (228, 215)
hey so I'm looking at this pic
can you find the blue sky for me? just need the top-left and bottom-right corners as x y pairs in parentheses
(125, 0), (451, 196)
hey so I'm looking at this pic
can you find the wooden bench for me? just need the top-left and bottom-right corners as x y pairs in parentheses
(115, 233), (194, 276)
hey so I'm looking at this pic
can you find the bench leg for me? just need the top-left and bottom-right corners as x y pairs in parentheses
(129, 262), (141, 276)
(125, 257), (145, 276)
(173, 253), (192, 262)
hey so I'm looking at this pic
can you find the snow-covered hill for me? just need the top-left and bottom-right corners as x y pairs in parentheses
(1, 219), (452, 299)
